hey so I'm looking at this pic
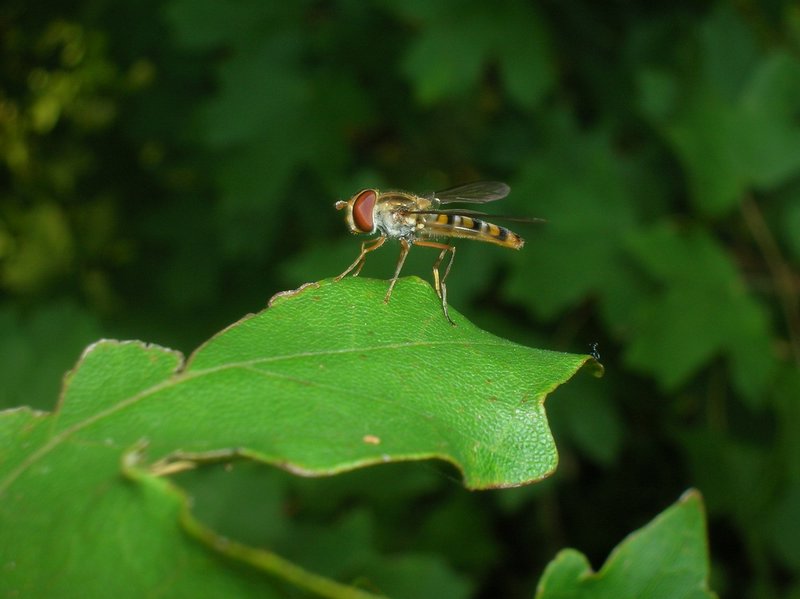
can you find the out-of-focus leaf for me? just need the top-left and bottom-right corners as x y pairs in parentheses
(623, 224), (775, 403)
(535, 490), (716, 598)
(505, 116), (638, 319)
(546, 375), (622, 466)
(495, 4), (554, 109)
(362, 554), (472, 599)
(178, 463), (471, 598)
(401, 9), (487, 105)
(164, 0), (297, 50)
(274, 509), (472, 599)
(1, 204), (74, 294)
(413, 493), (498, 574)
(739, 53), (800, 188)
(184, 459), (442, 541)
(775, 367), (800, 484)
(175, 463), (290, 547)
(198, 35), (307, 149)
(0, 302), (101, 410)
(166, 3), (371, 258)
(782, 191), (800, 261)
(678, 429), (771, 523)
(699, 5), (760, 100)
(638, 6), (800, 215)
(0, 277), (597, 596)
(657, 91), (745, 215)
(768, 368), (800, 571)
(770, 482), (800, 572)
(396, 1), (553, 107)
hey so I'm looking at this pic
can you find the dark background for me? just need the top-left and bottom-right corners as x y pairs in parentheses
(2, 1), (799, 597)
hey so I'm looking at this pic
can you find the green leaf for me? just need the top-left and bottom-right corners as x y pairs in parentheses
(505, 116), (639, 319)
(165, 0), (288, 50)
(0, 277), (597, 596)
(493, 3), (554, 110)
(751, 367), (800, 571)
(768, 368), (800, 571)
(401, 10), (488, 105)
(179, 462), (474, 597)
(546, 375), (622, 467)
(167, 3), (369, 258)
(623, 224), (775, 403)
(361, 554), (472, 599)
(638, 7), (800, 215)
(0, 302), (101, 410)
(397, 1), (554, 107)
(535, 490), (716, 599)
(740, 52), (800, 188)
(678, 429), (771, 523)
(769, 481), (800, 572)
(779, 186), (800, 262)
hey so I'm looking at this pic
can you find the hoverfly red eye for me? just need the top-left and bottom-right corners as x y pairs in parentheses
(352, 189), (377, 233)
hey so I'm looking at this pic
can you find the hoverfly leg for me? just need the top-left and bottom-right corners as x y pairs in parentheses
(335, 235), (387, 281)
(436, 245), (456, 326)
(384, 238), (411, 303)
(351, 254), (368, 277)
(440, 278), (454, 326)
(431, 246), (456, 298)
(414, 240), (457, 326)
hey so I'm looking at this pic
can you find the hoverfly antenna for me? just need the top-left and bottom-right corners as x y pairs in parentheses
(335, 200), (348, 210)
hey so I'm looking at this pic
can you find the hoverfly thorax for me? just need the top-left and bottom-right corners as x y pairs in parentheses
(335, 189), (378, 235)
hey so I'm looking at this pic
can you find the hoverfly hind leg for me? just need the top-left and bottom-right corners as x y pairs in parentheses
(414, 240), (457, 326)
(439, 280), (454, 326)
(437, 246), (456, 326)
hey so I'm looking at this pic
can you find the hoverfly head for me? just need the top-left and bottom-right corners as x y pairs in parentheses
(336, 189), (377, 234)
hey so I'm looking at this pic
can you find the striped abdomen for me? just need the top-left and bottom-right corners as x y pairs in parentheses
(420, 213), (524, 249)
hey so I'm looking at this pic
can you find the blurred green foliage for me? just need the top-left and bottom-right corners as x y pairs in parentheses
(2, 0), (799, 596)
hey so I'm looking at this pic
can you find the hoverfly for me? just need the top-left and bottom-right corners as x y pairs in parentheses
(334, 181), (540, 325)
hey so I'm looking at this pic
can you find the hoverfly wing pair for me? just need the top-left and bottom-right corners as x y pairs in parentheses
(432, 181), (511, 204)
(415, 182), (545, 224)
(334, 181), (540, 324)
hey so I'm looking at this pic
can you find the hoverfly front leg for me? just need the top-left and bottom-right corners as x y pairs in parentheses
(413, 240), (457, 326)
(384, 238), (411, 303)
(335, 235), (387, 281)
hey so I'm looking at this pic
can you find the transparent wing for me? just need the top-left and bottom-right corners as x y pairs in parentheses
(406, 207), (545, 224)
(433, 181), (510, 204)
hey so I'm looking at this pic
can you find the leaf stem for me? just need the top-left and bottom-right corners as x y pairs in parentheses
(179, 503), (388, 599)
(122, 445), (388, 599)
(740, 196), (800, 366)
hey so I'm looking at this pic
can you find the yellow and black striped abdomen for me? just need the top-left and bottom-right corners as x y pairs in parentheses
(420, 213), (524, 249)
